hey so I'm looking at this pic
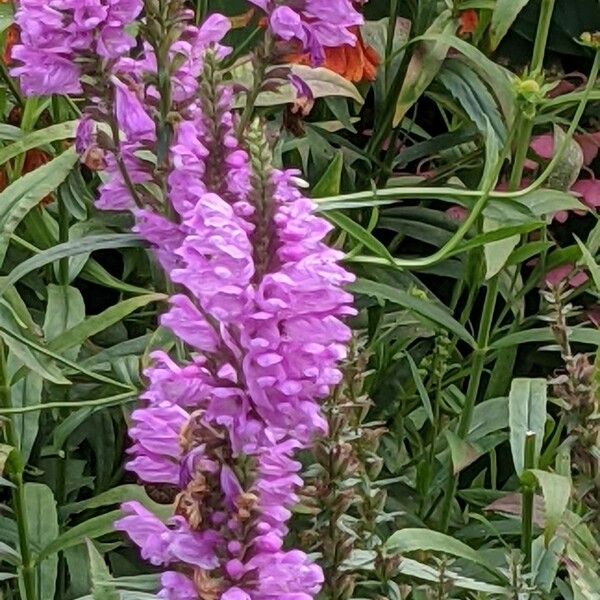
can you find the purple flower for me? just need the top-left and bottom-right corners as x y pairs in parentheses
(112, 77), (156, 141)
(248, 0), (363, 64)
(84, 11), (356, 598)
(115, 502), (220, 569)
(75, 117), (94, 155)
(126, 402), (189, 484)
(11, 0), (142, 96)
(224, 550), (324, 599)
(158, 572), (197, 600)
(114, 502), (173, 566)
(160, 294), (220, 353)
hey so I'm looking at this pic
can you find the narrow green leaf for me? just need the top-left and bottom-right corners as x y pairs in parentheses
(0, 234), (144, 297)
(405, 352), (434, 423)
(445, 430), (481, 475)
(385, 529), (504, 580)
(351, 279), (476, 347)
(0, 541), (20, 566)
(0, 304), (69, 385)
(483, 217), (520, 279)
(489, 0), (531, 50)
(311, 151), (344, 198)
(48, 294), (167, 355)
(491, 327), (600, 349)
(326, 211), (396, 264)
(0, 149), (78, 264)
(0, 122), (78, 167)
(574, 235), (600, 292)
(38, 511), (122, 561)
(7, 356), (42, 463)
(86, 541), (119, 600)
(509, 379), (547, 475)
(61, 485), (170, 520)
(393, 11), (454, 127)
(522, 470), (571, 545)
(25, 483), (59, 600)
(43, 285), (86, 362)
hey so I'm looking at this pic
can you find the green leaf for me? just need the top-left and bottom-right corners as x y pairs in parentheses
(233, 63), (363, 107)
(0, 122), (78, 167)
(38, 510), (122, 561)
(25, 483), (58, 600)
(491, 327), (600, 349)
(0, 304), (69, 385)
(516, 188), (587, 217)
(61, 485), (171, 521)
(393, 11), (455, 127)
(423, 32), (515, 125)
(396, 557), (508, 594)
(521, 470), (571, 545)
(326, 211), (396, 264)
(405, 352), (433, 424)
(0, 234), (144, 297)
(312, 151), (344, 198)
(7, 356), (42, 463)
(48, 294), (167, 355)
(445, 430), (481, 475)
(483, 217), (520, 279)
(509, 378), (547, 475)
(0, 443), (14, 476)
(490, 0), (531, 50)
(86, 541), (119, 600)
(43, 285), (86, 362)
(0, 3), (14, 35)
(0, 149), (78, 265)
(437, 59), (506, 144)
(574, 235), (600, 292)
(0, 541), (20, 566)
(385, 529), (504, 580)
(351, 279), (476, 347)
(547, 126), (584, 191)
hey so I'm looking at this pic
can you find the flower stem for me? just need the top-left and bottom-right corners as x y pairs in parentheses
(0, 340), (36, 600)
(439, 276), (499, 531)
(237, 41), (270, 138)
(531, 0), (556, 75)
(521, 433), (537, 567)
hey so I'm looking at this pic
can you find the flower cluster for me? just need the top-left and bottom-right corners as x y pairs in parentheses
(13, 1), (356, 595)
(11, 0), (143, 95)
(248, 0), (364, 65)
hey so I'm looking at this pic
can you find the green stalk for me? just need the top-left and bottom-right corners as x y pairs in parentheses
(439, 276), (499, 531)
(0, 340), (36, 600)
(530, 0), (556, 75)
(237, 37), (271, 138)
(521, 433), (537, 566)
(385, 0), (400, 91)
(195, 0), (209, 25)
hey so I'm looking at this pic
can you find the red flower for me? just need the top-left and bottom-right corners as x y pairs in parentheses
(458, 10), (478, 36)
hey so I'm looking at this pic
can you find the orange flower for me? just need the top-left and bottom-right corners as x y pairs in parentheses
(288, 27), (380, 83)
(0, 149), (53, 204)
(2, 24), (19, 66)
(458, 9), (478, 36)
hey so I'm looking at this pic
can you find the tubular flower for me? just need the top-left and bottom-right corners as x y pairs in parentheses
(11, 0), (143, 95)
(248, 0), (364, 65)
(287, 26), (380, 83)
(10, 4), (356, 597)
